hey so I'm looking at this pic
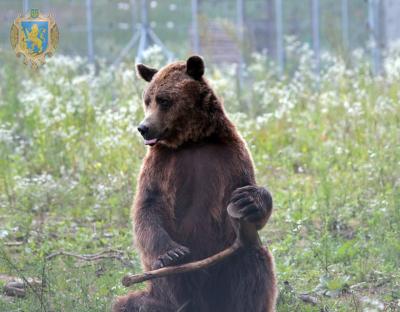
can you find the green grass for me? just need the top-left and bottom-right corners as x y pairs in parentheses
(0, 46), (399, 311)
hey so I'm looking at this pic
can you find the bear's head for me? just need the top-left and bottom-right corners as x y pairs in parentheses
(136, 56), (228, 148)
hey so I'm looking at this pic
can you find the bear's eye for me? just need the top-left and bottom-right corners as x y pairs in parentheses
(144, 97), (151, 107)
(156, 97), (172, 110)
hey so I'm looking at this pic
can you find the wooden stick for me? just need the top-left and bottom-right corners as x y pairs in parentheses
(4, 241), (24, 247)
(46, 249), (123, 261)
(45, 249), (131, 267)
(122, 241), (242, 287)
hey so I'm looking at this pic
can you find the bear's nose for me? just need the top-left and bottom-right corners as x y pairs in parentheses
(137, 124), (149, 136)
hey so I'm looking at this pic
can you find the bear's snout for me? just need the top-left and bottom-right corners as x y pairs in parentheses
(137, 124), (149, 137)
(137, 122), (161, 146)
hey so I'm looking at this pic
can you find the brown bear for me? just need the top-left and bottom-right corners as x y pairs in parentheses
(113, 56), (277, 312)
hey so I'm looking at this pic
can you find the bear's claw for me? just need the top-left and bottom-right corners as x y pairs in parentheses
(153, 245), (191, 269)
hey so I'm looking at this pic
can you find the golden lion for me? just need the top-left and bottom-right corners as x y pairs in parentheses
(22, 23), (45, 54)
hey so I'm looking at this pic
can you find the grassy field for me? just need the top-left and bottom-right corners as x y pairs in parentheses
(0, 46), (399, 311)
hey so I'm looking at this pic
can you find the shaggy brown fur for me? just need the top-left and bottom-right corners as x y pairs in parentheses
(113, 56), (277, 312)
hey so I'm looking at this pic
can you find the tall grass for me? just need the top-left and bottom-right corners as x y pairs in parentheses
(0, 44), (399, 311)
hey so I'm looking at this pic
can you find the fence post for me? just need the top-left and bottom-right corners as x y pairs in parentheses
(136, 0), (148, 63)
(236, 0), (247, 111)
(236, 0), (244, 39)
(86, 0), (95, 63)
(368, 0), (382, 74)
(311, 0), (320, 75)
(275, 0), (284, 75)
(236, 0), (244, 84)
(341, 0), (349, 50)
(236, 0), (244, 78)
(382, 0), (400, 50)
(191, 0), (199, 54)
(131, 0), (136, 34)
(22, 0), (29, 13)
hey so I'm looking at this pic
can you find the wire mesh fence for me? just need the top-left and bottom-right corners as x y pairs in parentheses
(0, 0), (397, 74)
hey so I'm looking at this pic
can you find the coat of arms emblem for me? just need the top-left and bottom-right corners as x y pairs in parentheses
(10, 9), (59, 69)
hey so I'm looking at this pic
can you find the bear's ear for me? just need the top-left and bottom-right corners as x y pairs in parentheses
(136, 64), (158, 82)
(186, 55), (205, 80)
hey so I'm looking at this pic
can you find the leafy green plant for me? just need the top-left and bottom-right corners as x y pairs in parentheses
(0, 44), (399, 311)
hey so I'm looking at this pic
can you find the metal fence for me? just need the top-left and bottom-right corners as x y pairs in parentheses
(0, 0), (397, 74)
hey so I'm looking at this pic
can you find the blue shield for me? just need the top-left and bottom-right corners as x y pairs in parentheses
(21, 21), (49, 54)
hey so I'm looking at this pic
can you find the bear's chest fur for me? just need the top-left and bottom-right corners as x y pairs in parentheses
(149, 141), (245, 252)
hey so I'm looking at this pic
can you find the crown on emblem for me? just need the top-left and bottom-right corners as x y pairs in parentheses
(30, 9), (39, 18)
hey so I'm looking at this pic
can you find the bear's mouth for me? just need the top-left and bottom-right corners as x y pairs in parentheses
(143, 128), (168, 146)
(144, 138), (159, 146)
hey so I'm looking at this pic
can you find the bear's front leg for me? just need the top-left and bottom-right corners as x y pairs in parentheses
(228, 185), (273, 230)
(134, 188), (191, 270)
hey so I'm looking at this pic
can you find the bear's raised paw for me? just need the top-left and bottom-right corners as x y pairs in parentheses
(227, 185), (272, 225)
